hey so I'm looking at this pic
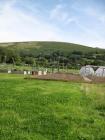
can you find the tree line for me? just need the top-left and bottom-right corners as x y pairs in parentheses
(0, 47), (105, 70)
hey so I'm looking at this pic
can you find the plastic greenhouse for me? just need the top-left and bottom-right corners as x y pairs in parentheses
(95, 67), (105, 77)
(80, 66), (95, 76)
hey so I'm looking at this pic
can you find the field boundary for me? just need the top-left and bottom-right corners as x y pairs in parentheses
(25, 73), (105, 84)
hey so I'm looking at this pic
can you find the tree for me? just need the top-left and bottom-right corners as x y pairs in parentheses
(24, 57), (35, 65)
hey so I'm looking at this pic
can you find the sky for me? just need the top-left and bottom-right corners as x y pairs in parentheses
(0, 0), (105, 48)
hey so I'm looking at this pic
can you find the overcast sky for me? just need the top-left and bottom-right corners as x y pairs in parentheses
(0, 0), (105, 48)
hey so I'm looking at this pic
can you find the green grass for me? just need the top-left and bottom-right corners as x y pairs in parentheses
(0, 73), (105, 140)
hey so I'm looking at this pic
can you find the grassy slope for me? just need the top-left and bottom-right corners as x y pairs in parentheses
(0, 74), (105, 140)
(0, 41), (104, 54)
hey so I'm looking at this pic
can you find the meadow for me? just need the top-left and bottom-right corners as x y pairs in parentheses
(0, 73), (105, 140)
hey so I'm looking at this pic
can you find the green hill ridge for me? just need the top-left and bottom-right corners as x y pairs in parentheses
(0, 41), (105, 68)
(0, 41), (104, 54)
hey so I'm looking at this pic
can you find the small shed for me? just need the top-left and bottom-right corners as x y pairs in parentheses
(28, 71), (31, 75)
(43, 71), (47, 75)
(32, 71), (38, 75)
(80, 66), (94, 76)
(38, 71), (42, 76)
(24, 71), (27, 75)
(43, 69), (47, 75)
(8, 70), (11, 74)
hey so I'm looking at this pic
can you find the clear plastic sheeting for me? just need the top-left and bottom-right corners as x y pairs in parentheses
(80, 66), (94, 76)
(95, 67), (105, 77)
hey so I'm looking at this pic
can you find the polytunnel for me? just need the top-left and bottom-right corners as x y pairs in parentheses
(95, 67), (105, 77)
(80, 66), (95, 76)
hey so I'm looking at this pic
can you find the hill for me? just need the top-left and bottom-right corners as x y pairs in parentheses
(0, 41), (104, 54)
(0, 41), (105, 69)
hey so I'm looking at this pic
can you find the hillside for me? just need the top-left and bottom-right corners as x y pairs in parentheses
(0, 41), (105, 69)
(0, 41), (104, 54)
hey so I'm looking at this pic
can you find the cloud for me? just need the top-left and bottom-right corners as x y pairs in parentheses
(83, 6), (105, 24)
(50, 4), (68, 21)
(66, 17), (78, 25)
(0, 0), (105, 48)
(50, 4), (77, 25)
(99, 15), (105, 23)
(0, 0), (63, 43)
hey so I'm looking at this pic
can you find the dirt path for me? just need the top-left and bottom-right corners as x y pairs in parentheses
(26, 73), (105, 84)
(83, 76), (92, 82)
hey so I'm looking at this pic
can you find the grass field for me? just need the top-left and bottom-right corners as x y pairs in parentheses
(0, 74), (105, 140)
